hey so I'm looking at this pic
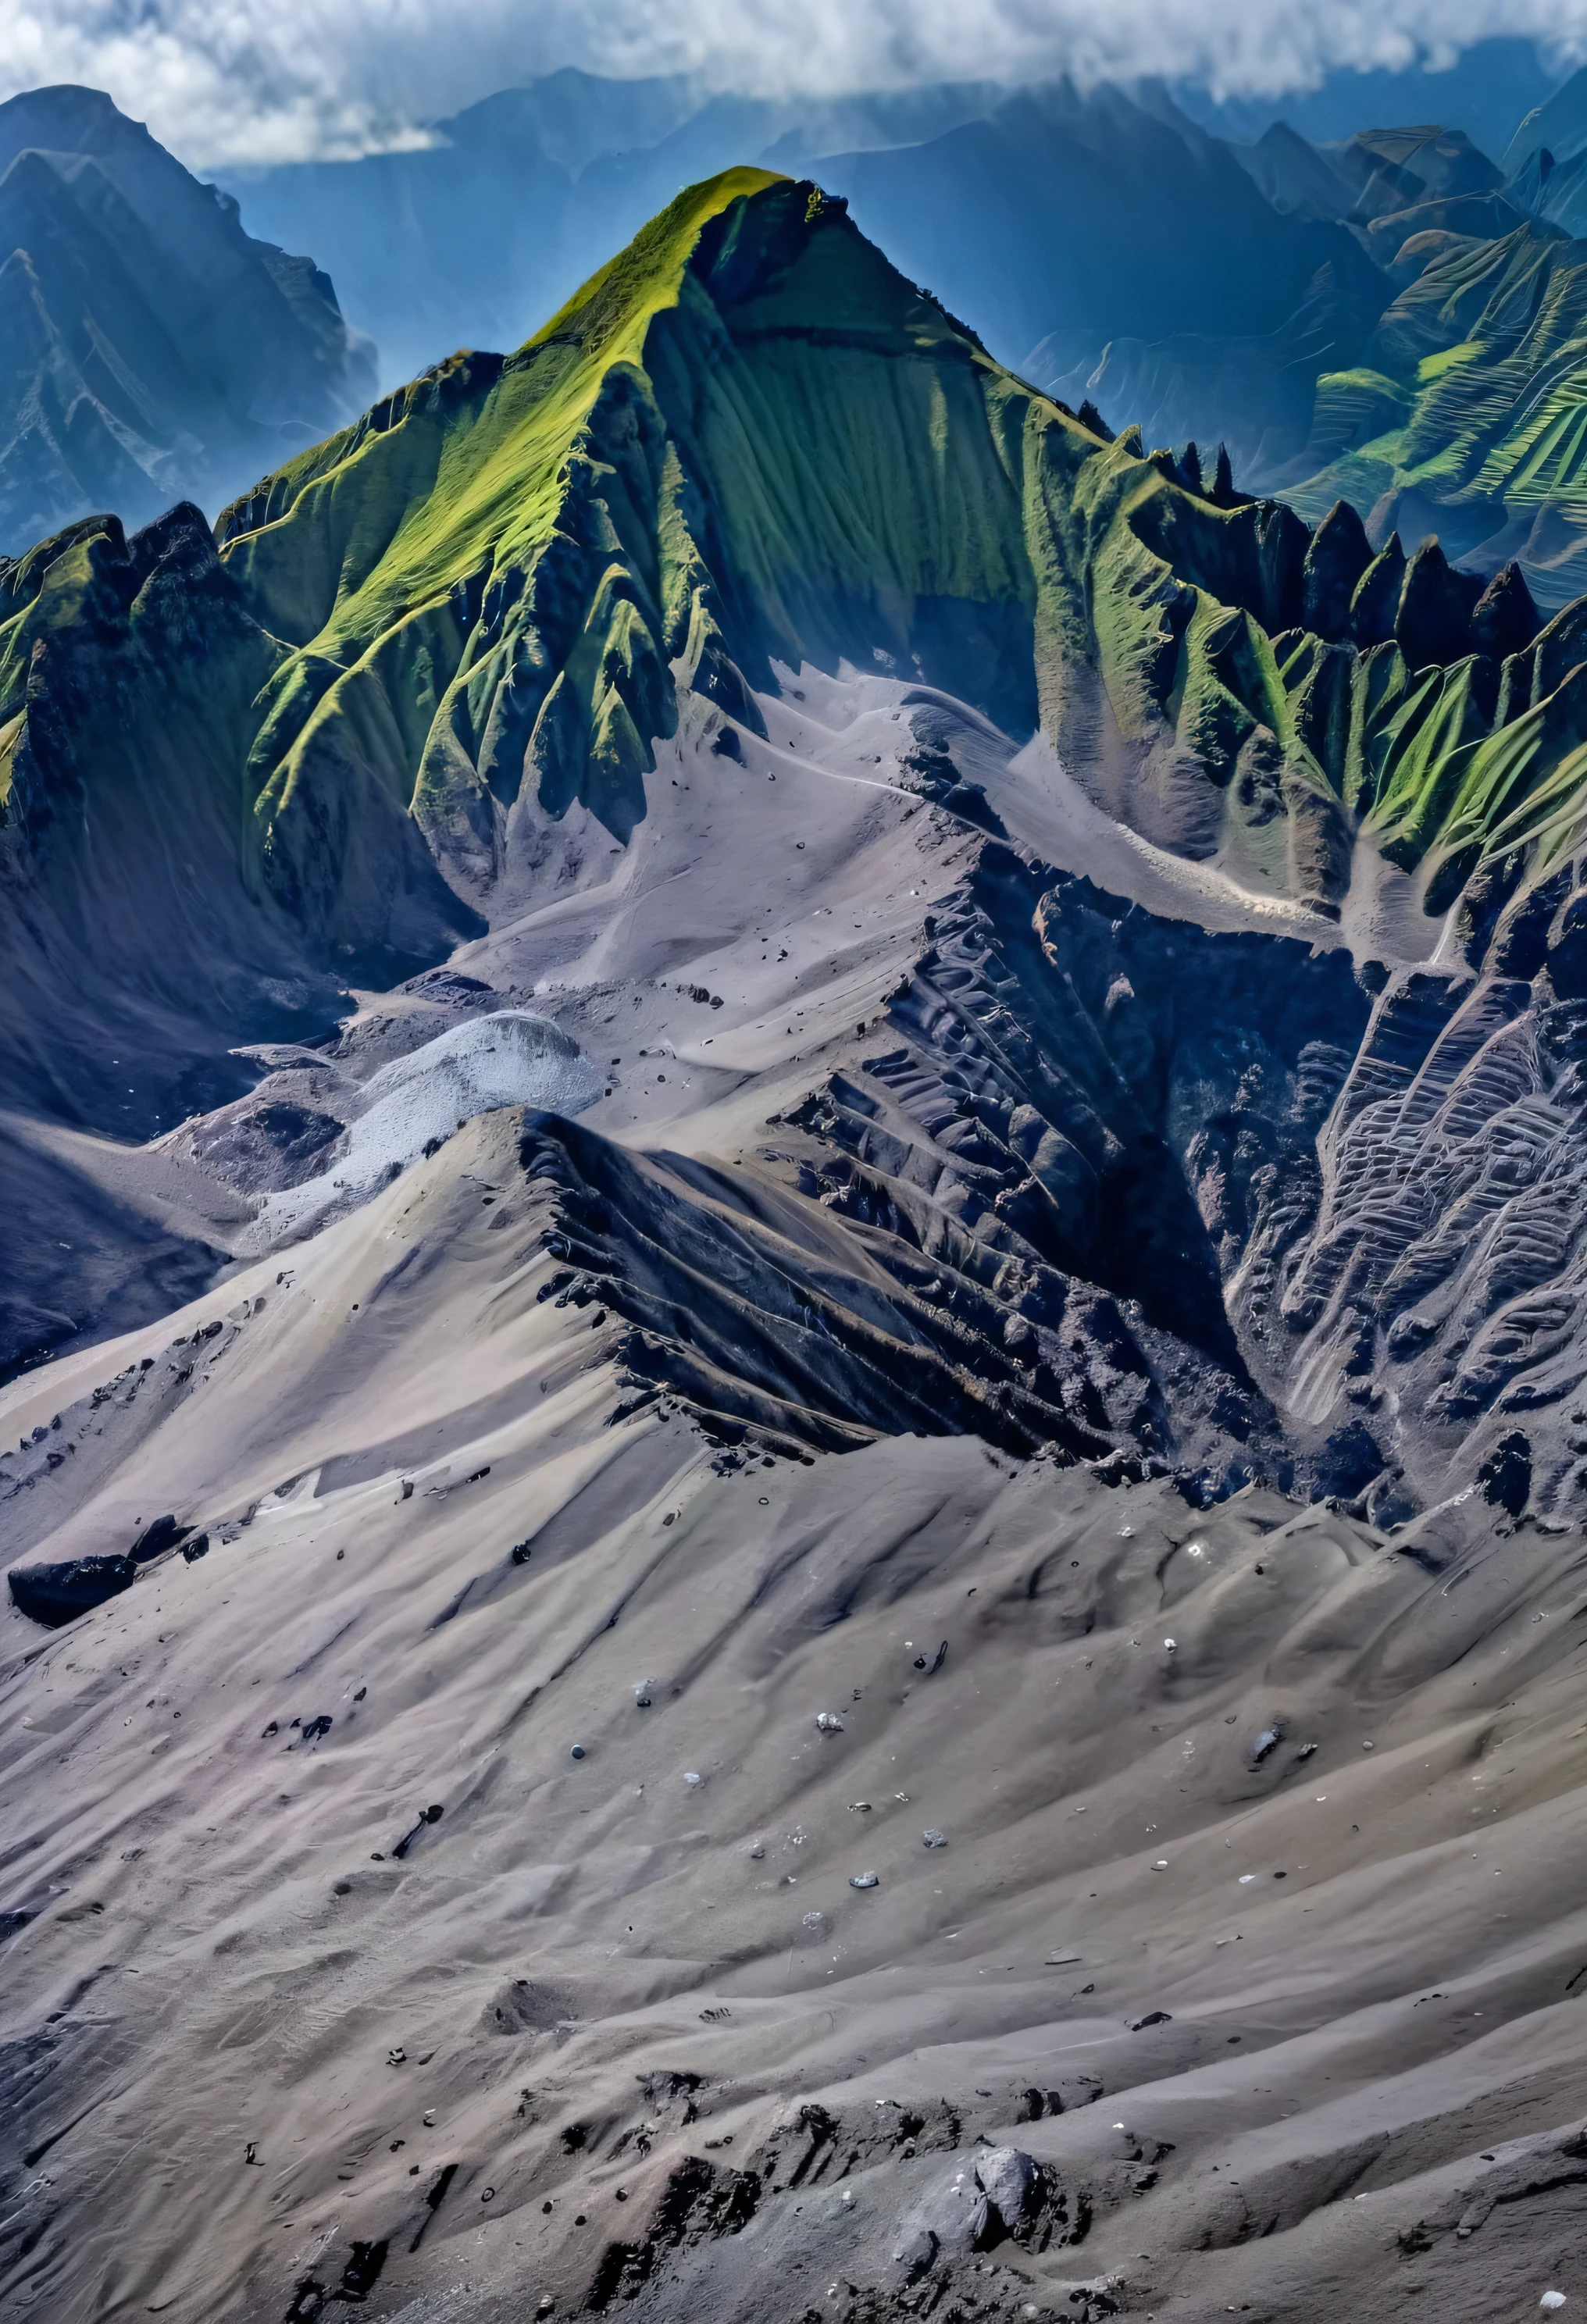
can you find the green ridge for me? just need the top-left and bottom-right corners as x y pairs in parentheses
(1288, 225), (1587, 611)
(8, 169), (1587, 950)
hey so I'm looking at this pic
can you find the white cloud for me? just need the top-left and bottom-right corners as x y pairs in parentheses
(3, 0), (1586, 168)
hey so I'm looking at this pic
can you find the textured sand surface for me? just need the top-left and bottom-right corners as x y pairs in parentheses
(5, 1117), (1587, 2322)
(5, 680), (1587, 2322)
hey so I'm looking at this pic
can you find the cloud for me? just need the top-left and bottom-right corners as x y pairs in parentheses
(3, 0), (1586, 169)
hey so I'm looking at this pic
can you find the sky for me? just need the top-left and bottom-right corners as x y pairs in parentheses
(3, 0), (1587, 168)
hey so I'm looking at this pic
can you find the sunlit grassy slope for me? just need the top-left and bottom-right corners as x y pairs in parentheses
(9, 168), (1587, 945)
(1290, 226), (1587, 614)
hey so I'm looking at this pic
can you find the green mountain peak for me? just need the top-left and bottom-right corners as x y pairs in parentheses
(9, 168), (1587, 989)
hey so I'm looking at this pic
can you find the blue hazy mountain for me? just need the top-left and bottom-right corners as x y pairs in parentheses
(0, 84), (374, 551)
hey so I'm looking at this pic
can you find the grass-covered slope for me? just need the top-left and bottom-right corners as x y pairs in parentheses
(206, 172), (1587, 930)
(13, 168), (1587, 980)
(1284, 223), (1587, 614)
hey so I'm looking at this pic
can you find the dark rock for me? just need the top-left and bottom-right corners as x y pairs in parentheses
(975, 2145), (1040, 2231)
(8, 1553), (135, 1626)
(189, 1100), (344, 1192)
(1478, 1431), (1532, 1517)
(337, 2240), (388, 2300)
(1470, 561), (1539, 660)
(1350, 533), (1406, 648)
(130, 1513), (191, 1563)
(1394, 537), (1483, 672)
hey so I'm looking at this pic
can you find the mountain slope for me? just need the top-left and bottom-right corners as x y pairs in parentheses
(1280, 220), (1587, 611)
(10, 163), (1587, 2324)
(6, 159), (1587, 1516)
(815, 82), (1389, 481)
(219, 77), (1391, 481)
(12, 167), (1587, 1401)
(0, 85), (374, 551)
(7, 1116), (1587, 2324)
(200, 173), (1587, 944)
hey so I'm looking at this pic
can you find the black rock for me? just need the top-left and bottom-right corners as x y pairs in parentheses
(1470, 561), (1539, 660)
(8, 1553), (136, 1627)
(1394, 537), (1483, 672)
(1350, 533), (1405, 648)
(1301, 500), (1372, 641)
(1478, 1431), (1532, 1517)
(130, 1513), (191, 1563)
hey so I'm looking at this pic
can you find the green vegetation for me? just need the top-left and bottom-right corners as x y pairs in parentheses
(1288, 225), (1587, 613)
(8, 169), (1587, 946)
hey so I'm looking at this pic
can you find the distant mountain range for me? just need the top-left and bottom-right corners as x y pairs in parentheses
(10, 51), (1587, 586)
(211, 72), (1420, 486)
(0, 84), (374, 551)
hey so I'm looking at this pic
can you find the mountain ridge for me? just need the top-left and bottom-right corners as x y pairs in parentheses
(9, 159), (1587, 2324)
(7, 167), (1587, 1488)
(0, 84), (375, 551)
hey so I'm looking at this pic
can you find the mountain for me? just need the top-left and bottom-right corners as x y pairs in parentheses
(8, 166), (1587, 1449)
(218, 72), (1009, 391)
(1179, 34), (1565, 160)
(0, 84), (375, 551)
(1276, 220), (1587, 608)
(1506, 58), (1587, 173)
(219, 75), (1389, 482)
(11, 169), (1587, 2322)
(815, 83), (1389, 483)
